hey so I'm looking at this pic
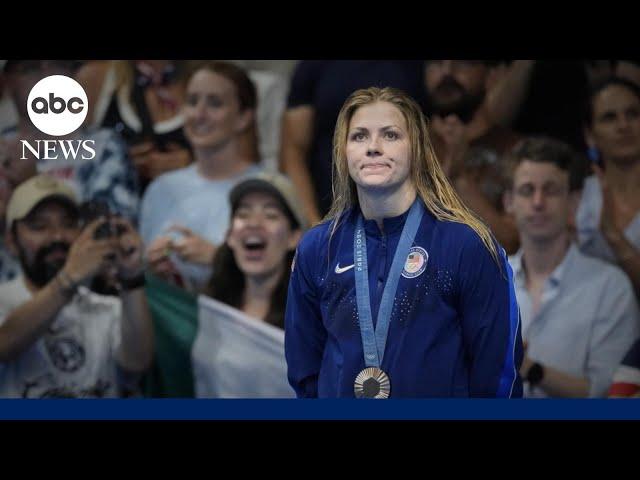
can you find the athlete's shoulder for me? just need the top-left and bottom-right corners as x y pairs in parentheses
(290, 220), (333, 282)
(298, 211), (353, 254)
(296, 221), (327, 258)
(295, 212), (354, 277)
(299, 219), (331, 248)
(428, 216), (506, 281)
(430, 216), (490, 252)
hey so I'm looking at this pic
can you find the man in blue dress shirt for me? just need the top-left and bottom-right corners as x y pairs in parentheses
(505, 137), (639, 397)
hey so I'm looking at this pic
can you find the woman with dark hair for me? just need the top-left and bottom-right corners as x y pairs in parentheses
(207, 172), (306, 328)
(140, 61), (265, 292)
(285, 87), (523, 398)
(577, 76), (640, 297)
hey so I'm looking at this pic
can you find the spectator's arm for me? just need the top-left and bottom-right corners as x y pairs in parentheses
(485, 60), (536, 128)
(145, 144), (193, 181)
(521, 354), (589, 397)
(249, 70), (288, 167)
(596, 167), (640, 297)
(0, 279), (69, 362)
(603, 232), (640, 298)
(279, 106), (321, 225)
(112, 217), (154, 373)
(0, 219), (119, 362)
(74, 61), (111, 126)
(537, 370), (589, 397)
(117, 288), (154, 373)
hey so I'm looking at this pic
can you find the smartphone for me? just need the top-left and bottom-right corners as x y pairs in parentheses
(78, 200), (126, 240)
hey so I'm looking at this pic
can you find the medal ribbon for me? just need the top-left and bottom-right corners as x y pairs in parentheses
(354, 198), (424, 368)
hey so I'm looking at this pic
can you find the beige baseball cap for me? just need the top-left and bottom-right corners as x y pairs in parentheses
(229, 171), (308, 231)
(5, 174), (78, 231)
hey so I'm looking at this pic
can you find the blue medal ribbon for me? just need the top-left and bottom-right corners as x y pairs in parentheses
(353, 198), (425, 369)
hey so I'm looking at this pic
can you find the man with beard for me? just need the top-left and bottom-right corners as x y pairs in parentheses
(424, 60), (523, 253)
(0, 175), (153, 397)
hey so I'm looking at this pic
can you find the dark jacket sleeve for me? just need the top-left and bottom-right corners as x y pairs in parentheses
(284, 232), (328, 398)
(457, 233), (523, 398)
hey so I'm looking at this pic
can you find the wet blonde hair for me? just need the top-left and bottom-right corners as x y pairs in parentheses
(326, 86), (501, 267)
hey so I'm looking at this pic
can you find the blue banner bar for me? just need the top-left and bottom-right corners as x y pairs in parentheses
(1, 399), (640, 420)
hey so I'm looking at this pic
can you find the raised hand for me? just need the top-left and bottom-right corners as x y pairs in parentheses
(145, 235), (180, 279)
(110, 217), (144, 280)
(593, 164), (623, 243)
(166, 225), (216, 265)
(61, 217), (119, 285)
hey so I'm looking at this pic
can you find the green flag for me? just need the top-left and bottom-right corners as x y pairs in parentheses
(142, 274), (293, 398)
(143, 274), (198, 397)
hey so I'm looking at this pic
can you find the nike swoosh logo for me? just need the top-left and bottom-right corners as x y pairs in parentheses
(335, 263), (355, 274)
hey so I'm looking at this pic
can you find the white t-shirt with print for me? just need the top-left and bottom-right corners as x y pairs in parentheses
(0, 277), (123, 398)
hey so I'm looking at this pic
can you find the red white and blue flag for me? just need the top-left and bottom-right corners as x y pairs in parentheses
(609, 339), (640, 397)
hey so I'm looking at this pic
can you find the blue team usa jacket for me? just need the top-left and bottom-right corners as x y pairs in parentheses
(285, 205), (523, 398)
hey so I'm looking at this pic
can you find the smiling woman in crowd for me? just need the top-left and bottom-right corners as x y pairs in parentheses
(140, 61), (263, 292)
(207, 172), (306, 328)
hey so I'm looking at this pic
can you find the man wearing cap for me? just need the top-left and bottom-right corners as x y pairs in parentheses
(0, 174), (153, 398)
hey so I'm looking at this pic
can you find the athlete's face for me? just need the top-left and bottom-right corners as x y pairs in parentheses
(227, 191), (300, 280)
(346, 101), (412, 193)
(505, 160), (575, 244)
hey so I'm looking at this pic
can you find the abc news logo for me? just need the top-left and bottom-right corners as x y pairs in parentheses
(31, 93), (84, 114)
(21, 75), (95, 160)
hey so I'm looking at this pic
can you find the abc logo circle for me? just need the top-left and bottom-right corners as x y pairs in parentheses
(27, 75), (88, 136)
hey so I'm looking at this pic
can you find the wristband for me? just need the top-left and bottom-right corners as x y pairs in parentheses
(55, 271), (78, 298)
(526, 362), (545, 387)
